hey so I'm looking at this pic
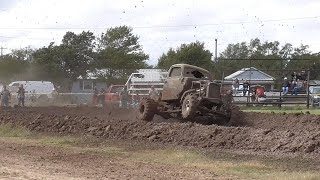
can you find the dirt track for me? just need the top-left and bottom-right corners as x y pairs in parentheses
(0, 138), (218, 180)
(0, 106), (319, 157)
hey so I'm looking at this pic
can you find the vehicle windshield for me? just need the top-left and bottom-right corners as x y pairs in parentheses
(110, 86), (123, 93)
(312, 88), (320, 94)
(184, 68), (211, 80)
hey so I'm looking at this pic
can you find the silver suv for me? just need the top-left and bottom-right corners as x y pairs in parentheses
(309, 86), (320, 107)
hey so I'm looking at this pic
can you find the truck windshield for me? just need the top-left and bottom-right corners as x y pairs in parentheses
(312, 88), (320, 94)
(184, 68), (210, 79)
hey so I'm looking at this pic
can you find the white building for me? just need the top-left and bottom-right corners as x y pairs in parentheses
(224, 67), (276, 90)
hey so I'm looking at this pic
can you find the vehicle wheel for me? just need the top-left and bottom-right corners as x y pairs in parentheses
(181, 94), (198, 119)
(311, 99), (315, 107)
(138, 98), (157, 121)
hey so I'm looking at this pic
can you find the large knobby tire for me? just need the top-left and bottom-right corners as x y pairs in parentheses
(138, 98), (157, 121)
(181, 94), (198, 119)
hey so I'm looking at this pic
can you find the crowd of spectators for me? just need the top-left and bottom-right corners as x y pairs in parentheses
(282, 71), (307, 96)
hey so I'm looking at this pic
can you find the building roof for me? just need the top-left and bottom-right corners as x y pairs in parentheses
(224, 67), (275, 81)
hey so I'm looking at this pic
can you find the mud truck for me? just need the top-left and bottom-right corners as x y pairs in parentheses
(138, 64), (234, 124)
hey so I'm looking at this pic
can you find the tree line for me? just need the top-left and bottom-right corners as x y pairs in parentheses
(0, 25), (319, 91)
(0, 26), (149, 91)
(158, 38), (320, 81)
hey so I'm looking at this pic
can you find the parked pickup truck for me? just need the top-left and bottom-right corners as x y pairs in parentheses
(105, 85), (124, 103)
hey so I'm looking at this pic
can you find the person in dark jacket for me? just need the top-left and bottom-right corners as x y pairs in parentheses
(0, 85), (11, 108)
(98, 88), (106, 107)
(92, 87), (98, 105)
(17, 84), (26, 107)
(242, 80), (250, 96)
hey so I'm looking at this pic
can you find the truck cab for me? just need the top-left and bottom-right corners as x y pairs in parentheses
(161, 64), (213, 101)
(105, 85), (124, 103)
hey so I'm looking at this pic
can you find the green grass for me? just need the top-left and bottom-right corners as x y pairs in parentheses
(127, 149), (320, 180)
(243, 109), (320, 115)
(0, 124), (32, 137)
(241, 106), (320, 115)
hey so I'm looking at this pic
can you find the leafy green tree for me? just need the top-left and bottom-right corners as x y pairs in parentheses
(33, 31), (96, 90)
(10, 46), (35, 61)
(217, 38), (320, 82)
(157, 41), (213, 70)
(0, 55), (30, 83)
(218, 38), (289, 79)
(97, 25), (149, 84)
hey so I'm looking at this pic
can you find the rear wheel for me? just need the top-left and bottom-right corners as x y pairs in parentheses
(311, 99), (316, 107)
(138, 98), (157, 121)
(181, 94), (198, 119)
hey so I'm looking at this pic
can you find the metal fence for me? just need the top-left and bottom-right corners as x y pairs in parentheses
(218, 58), (319, 108)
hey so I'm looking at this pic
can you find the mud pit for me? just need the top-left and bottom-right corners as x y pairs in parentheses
(0, 107), (320, 156)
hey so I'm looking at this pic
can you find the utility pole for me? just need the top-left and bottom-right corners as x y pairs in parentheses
(214, 39), (218, 61)
(0, 46), (7, 56)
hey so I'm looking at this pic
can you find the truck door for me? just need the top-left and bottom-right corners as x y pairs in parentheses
(161, 67), (184, 101)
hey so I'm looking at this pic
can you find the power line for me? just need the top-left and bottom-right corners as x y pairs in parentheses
(0, 15), (319, 30)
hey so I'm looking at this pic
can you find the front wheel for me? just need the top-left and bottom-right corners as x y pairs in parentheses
(181, 94), (198, 119)
(138, 98), (157, 121)
(311, 99), (316, 107)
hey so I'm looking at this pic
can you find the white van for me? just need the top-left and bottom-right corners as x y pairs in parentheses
(8, 81), (55, 94)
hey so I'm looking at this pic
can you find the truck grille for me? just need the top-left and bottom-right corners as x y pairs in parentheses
(206, 83), (220, 99)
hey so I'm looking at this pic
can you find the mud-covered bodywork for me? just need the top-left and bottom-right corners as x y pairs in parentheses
(138, 64), (235, 124)
(161, 64), (213, 100)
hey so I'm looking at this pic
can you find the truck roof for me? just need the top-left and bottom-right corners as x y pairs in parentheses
(170, 64), (210, 74)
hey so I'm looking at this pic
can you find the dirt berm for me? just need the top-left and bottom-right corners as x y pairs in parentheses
(0, 107), (319, 156)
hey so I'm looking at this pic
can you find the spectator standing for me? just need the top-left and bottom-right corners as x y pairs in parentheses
(98, 88), (106, 107)
(132, 91), (140, 108)
(242, 80), (250, 96)
(232, 78), (240, 95)
(17, 84), (26, 107)
(92, 87), (98, 105)
(119, 86), (128, 108)
(0, 85), (11, 108)
(255, 85), (265, 102)
(300, 71), (307, 81)
(291, 72), (297, 82)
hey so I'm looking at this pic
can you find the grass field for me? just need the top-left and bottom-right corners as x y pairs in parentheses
(0, 124), (319, 179)
(241, 106), (320, 115)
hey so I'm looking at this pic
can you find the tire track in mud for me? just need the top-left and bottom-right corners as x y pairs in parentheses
(0, 107), (319, 157)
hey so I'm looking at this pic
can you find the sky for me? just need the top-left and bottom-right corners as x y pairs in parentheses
(0, 0), (320, 65)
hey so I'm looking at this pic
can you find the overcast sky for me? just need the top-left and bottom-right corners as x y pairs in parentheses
(1, 0), (320, 65)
